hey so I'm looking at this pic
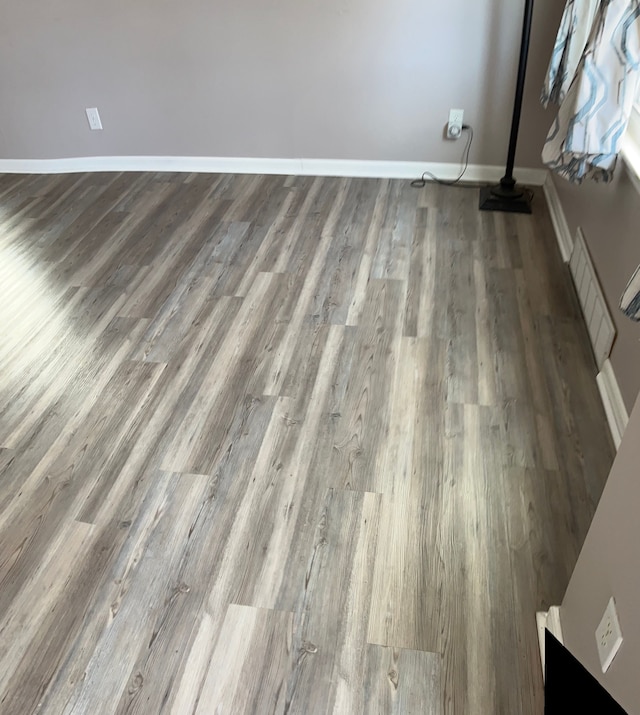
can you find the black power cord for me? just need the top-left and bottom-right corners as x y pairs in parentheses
(411, 125), (474, 188)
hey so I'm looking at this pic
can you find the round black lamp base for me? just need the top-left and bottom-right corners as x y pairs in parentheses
(479, 181), (532, 214)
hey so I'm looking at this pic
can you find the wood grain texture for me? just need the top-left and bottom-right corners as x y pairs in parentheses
(0, 172), (615, 714)
(362, 644), (441, 715)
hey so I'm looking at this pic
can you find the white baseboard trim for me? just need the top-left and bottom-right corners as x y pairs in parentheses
(543, 172), (573, 262)
(0, 155), (548, 185)
(597, 359), (630, 449)
(0, 156), (304, 177)
(536, 606), (564, 681)
(543, 173), (628, 448)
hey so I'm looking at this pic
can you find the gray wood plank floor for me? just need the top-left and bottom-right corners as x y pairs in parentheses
(0, 171), (614, 714)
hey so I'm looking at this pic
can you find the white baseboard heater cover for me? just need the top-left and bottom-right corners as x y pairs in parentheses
(569, 228), (616, 369)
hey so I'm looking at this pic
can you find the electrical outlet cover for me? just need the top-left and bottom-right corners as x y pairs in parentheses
(595, 597), (623, 673)
(447, 109), (464, 139)
(85, 107), (103, 131)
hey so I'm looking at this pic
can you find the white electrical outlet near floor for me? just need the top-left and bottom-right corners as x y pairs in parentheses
(595, 597), (623, 673)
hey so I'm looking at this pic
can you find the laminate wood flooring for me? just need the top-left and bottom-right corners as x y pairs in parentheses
(0, 171), (615, 714)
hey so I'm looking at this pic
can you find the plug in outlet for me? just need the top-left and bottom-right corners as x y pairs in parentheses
(447, 109), (464, 140)
(85, 108), (103, 131)
(595, 597), (623, 673)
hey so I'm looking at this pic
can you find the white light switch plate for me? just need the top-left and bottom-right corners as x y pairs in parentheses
(595, 597), (623, 673)
(85, 107), (103, 131)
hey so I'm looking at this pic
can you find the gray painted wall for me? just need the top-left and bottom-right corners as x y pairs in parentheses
(560, 393), (640, 715)
(552, 169), (640, 413)
(0, 0), (562, 166)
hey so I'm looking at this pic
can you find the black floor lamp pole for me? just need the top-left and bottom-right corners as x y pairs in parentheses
(480, 0), (534, 214)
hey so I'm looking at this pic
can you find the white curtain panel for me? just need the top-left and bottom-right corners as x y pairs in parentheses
(542, 0), (600, 106)
(542, 0), (640, 183)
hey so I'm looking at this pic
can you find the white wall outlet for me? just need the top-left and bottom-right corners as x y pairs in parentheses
(85, 107), (103, 131)
(595, 597), (623, 673)
(447, 109), (464, 140)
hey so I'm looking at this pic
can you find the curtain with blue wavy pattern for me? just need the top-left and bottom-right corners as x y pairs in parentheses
(542, 0), (600, 106)
(542, 0), (640, 184)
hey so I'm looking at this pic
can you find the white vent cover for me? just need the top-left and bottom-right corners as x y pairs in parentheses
(569, 228), (616, 369)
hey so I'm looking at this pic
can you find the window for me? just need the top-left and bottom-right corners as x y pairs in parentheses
(621, 101), (640, 190)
